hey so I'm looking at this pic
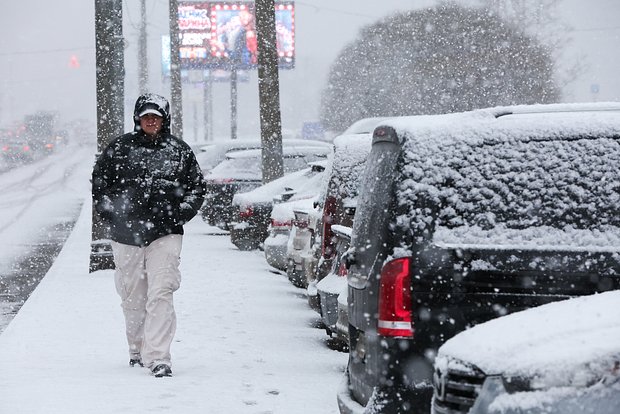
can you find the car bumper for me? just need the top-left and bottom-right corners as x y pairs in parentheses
(434, 376), (620, 414)
(337, 373), (432, 414)
(307, 279), (321, 314)
(230, 225), (262, 250)
(335, 296), (349, 343)
(89, 239), (115, 272)
(337, 373), (365, 414)
(264, 235), (289, 271)
(318, 289), (340, 331)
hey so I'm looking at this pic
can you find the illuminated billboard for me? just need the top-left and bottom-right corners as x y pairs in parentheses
(161, 35), (250, 82)
(178, 1), (295, 70)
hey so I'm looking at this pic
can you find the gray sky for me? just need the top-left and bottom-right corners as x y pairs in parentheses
(0, 0), (618, 141)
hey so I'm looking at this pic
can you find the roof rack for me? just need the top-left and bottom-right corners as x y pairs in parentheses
(494, 103), (620, 118)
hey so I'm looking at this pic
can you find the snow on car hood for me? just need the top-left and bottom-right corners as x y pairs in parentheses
(437, 289), (620, 388)
(233, 167), (312, 209)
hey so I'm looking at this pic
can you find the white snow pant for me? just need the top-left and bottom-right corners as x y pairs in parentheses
(111, 234), (183, 369)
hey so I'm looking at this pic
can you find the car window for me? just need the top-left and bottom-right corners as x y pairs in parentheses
(282, 156), (307, 173)
(195, 150), (223, 172)
(395, 135), (620, 251)
(209, 156), (262, 177)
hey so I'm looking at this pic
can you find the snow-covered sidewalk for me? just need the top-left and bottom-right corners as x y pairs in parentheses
(0, 198), (348, 413)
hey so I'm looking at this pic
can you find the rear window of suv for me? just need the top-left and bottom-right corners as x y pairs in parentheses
(392, 113), (620, 255)
(397, 135), (620, 251)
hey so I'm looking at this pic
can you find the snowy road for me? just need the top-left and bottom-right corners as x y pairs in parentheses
(0, 143), (95, 330)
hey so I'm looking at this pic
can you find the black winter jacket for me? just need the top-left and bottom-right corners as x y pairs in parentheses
(92, 131), (206, 247)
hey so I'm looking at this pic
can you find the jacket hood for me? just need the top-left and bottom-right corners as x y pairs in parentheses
(133, 93), (171, 134)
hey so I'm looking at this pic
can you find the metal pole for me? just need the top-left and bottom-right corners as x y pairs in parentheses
(203, 70), (212, 141)
(169, 0), (183, 137)
(92, 0), (124, 272)
(138, 0), (148, 93)
(255, 0), (283, 183)
(230, 68), (238, 140)
(208, 73), (214, 141)
(193, 101), (198, 142)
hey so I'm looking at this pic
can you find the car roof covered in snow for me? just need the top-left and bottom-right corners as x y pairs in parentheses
(224, 145), (332, 159)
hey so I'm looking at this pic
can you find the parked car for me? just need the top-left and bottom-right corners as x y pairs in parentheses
(265, 197), (316, 273)
(195, 138), (263, 176)
(305, 133), (373, 313)
(201, 142), (331, 230)
(284, 203), (323, 289)
(196, 137), (318, 176)
(316, 224), (351, 345)
(432, 289), (620, 414)
(337, 102), (620, 414)
(230, 160), (328, 251)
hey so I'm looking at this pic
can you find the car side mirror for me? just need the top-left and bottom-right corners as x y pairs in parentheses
(343, 248), (356, 269)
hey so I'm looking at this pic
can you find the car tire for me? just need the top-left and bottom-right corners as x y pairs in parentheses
(287, 264), (307, 288)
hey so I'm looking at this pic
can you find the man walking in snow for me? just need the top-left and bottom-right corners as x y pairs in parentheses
(91, 93), (206, 377)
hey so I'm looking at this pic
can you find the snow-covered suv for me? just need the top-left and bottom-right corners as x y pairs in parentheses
(337, 103), (620, 414)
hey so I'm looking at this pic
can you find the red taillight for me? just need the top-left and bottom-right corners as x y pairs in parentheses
(45, 143), (54, 149)
(271, 218), (291, 229)
(22, 145), (30, 152)
(239, 206), (253, 218)
(378, 257), (413, 338)
(337, 261), (348, 277)
(210, 178), (234, 184)
(321, 196), (337, 259)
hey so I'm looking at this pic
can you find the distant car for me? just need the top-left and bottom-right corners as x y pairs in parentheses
(316, 224), (351, 345)
(305, 133), (372, 314)
(231, 160), (327, 252)
(196, 138), (331, 176)
(201, 142), (331, 230)
(1, 140), (34, 164)
(432, 290), (620, 414)
(338, 103), (620, 414)
(195, 138), (263, 176)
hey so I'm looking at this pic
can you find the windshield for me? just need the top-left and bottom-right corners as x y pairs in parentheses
(208, 156), (262, 180)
